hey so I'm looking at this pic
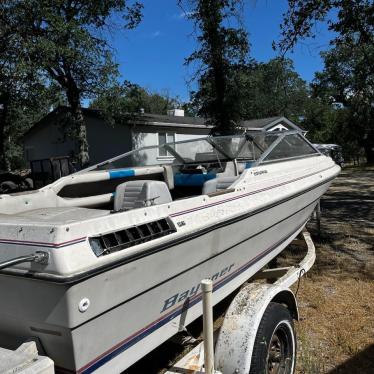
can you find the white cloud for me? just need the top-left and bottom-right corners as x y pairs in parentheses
(173, 11), (195, 20)
(151, 30), (161, 38)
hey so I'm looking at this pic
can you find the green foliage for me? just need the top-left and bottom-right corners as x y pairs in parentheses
(2, 0), (143, 167)
(0, 4), (60, 170)
(182, 1), (310, 131)
(179, 0), (250, 134)
(189, 57), (310, 125)
(278, 0), (374, 53)
(279, 0), (374, 163)
(241, 58), (309, 121)
(90, 81), (181, 125)
(6, 87), (62, 169)
(13, 0), (143, 101)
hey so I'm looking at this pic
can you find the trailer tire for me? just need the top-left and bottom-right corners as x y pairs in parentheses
(249, 302), (296, 374)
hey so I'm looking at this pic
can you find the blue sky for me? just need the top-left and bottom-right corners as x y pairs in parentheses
(110, 0), (334, 102)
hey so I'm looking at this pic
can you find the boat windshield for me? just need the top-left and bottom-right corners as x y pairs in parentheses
(82, 130), (319, 172)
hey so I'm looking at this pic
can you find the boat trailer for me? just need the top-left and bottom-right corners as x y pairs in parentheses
(0, 230), (315, 374)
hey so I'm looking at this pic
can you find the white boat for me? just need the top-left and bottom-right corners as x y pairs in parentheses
(0, 130), (339, 373)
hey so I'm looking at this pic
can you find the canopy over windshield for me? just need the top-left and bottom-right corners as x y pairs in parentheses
(80, 130), (320, 173)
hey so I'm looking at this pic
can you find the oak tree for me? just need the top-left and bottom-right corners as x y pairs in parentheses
(8, 0), (143, 167)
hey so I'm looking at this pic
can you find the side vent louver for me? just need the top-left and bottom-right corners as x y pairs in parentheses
(89, 218), (176, 257)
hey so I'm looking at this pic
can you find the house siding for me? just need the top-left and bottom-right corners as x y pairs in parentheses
(86, 116), (132, 165)
(130, 125), (209, 166)
(24, 118), (76, 164)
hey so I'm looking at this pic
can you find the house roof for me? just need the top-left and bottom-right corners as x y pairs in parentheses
(24, 106), (304, 139)
(242, 116), (283, 129)
(123, 112), (209, 129)
(242, 116), (305, 132)
(23, 106), (210, 139)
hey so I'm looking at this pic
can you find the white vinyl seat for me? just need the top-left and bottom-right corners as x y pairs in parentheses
(217, 161), (237, 177)
(202, 176), (238, 195)
(114, 180), (172, 211)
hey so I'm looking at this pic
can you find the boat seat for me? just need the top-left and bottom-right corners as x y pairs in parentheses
(114, 180), (172, 211)
(216, 161), (237, 177)
(202, 176), (238, 195)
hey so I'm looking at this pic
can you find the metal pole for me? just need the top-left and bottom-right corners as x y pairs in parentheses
(201, 279), (214, 374)
(0, 251), (49, 271)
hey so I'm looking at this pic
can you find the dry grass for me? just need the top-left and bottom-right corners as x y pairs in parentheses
(287, 166), (374, 373)
(294, 277), (374, 373)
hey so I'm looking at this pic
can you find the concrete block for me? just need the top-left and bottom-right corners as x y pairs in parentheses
(0, 341), (54, 373)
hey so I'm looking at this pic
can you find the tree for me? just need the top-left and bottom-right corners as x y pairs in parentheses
(240, 58), (309, 121)
(278, 0), (374, 54)
(90, 81), (181, 125)
(187, 57), (309, 124)
(178, 0), (249, 134)
(278, 0), (374, 163)
(0, 4), (58, 170)
(0, 5), (21, 170)
(315, 43), (374, 162)
(7, 0), (143, 167)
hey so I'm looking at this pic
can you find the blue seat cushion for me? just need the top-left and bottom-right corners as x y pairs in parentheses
(174, 173), (216, 187)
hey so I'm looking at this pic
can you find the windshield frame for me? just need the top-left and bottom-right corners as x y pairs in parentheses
(76, 130), (321, 174)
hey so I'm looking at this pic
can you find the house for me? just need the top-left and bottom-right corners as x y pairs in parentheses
(23, 107), (305, 167)
(23, 107), (211, 167)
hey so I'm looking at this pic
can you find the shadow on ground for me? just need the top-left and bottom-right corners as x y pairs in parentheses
(327, 344), (374, 374)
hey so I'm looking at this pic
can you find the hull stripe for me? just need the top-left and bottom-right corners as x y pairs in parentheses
(72, 194), (322, 331)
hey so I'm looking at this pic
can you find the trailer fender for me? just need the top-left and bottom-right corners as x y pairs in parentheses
(214, 282), (298, 374)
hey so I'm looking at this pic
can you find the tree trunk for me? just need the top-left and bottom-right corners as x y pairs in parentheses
(66, 85), (89, 168)
(72, 105), (89, 168)
(200, 0), (228, 134)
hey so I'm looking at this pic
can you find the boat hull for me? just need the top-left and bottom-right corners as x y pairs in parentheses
(0, 179), (330, 373)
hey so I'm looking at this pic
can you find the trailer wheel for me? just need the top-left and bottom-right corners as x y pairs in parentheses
(249, 302), (296, 374)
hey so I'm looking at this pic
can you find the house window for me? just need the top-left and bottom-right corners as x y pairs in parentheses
(158, 132), (175, 157)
